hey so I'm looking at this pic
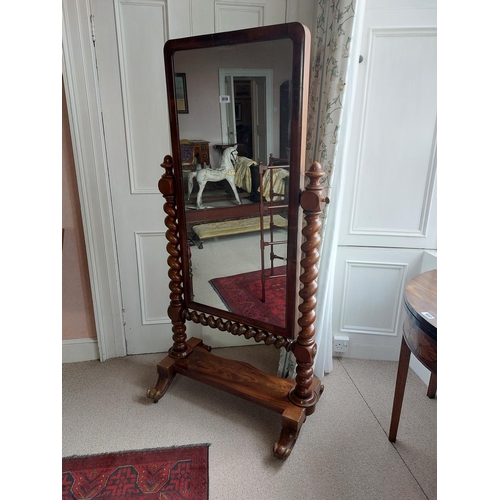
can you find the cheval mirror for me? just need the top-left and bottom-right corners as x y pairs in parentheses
(147, 22), (327, 460)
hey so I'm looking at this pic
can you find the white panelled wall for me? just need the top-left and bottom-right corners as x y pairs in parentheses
(329, 0), (437, 386)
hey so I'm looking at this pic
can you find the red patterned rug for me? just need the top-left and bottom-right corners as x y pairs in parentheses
(62, 445), (209, 499)
(210, 266), (286, 328)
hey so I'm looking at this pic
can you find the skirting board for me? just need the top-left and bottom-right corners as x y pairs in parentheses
(63, 338), (100, 363)
(333, 344), (432, 386)
(333, 343), (400, 362)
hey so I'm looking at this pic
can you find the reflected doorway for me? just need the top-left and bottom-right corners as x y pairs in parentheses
(219, 68), (273, 164)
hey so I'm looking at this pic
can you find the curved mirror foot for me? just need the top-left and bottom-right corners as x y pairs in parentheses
(146, 356), (177, 403)
(273, 428), (298, 460)
(273, 405), (306, 460)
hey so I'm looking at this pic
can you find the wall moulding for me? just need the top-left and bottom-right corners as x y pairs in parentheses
(339, 261), (408, 336)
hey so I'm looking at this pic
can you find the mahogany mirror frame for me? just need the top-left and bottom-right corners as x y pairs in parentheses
(148, 22), (327, 460)
(164, 22), (309, 340)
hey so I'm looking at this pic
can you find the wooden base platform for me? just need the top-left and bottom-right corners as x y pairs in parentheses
(147, 337), (324, 460)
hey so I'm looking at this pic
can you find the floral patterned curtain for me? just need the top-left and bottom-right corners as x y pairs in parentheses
(306, 0), (357, 189)
(278, 0), (358, 379)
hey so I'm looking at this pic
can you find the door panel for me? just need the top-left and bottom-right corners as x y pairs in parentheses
(333, 0), (437, 360)
(341, 17), (437, 248)
(116, 1), (171, 194)
(332, 247), (425, 360)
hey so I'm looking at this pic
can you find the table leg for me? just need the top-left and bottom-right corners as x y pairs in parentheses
(389, 335), (411, 442)
(427, 372), (437, 399)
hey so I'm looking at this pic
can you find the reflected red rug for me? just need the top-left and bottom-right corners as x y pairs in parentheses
(62, 445), (209, 499)
(210, 266), (286, 328)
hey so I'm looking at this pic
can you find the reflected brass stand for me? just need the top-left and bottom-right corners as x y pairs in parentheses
(148, 156), (326, 460)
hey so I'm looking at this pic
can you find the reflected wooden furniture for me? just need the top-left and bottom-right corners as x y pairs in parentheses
(269, 153), (289, 166)
(180, 139), (195, 167)
(191, 140), (210, 166)
(259, 163), (289, 302)
(180, 139), (210, 167)
(389, 269), (437, 442)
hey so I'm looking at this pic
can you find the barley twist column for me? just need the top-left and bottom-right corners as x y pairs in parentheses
(289, 162), (325, 411)
(159, 155), (190, 358)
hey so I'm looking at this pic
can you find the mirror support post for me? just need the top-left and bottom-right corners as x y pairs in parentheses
(289, 162), (326, 412)
(158, 155), (191, 360)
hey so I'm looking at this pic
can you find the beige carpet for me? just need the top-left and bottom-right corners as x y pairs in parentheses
(62, 346), (436, 499)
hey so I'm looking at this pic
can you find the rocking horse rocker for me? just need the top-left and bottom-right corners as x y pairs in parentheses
(187, 145), (242, 209)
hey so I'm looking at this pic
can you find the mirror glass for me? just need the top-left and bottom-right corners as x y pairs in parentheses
(173, 40), (292, 330)
(165, 26), (306, 336)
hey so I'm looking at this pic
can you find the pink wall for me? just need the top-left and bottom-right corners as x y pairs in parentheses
(175, 39), (292, 162)
(62, 81), (97, 340)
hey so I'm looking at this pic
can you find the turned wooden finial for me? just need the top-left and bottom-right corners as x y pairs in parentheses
(300, 161), (326, 212)
(158, 155), (175, 197)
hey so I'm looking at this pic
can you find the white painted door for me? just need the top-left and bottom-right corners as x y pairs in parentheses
(89, 0), (293, 354)
(219, 69), (273, 161)
(331, 0), (437, 360)
(222, 75), (268, 161)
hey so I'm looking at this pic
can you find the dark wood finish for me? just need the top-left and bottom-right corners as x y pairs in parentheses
(404, 269), (437, 340)
(212, 143), (236, 153)
(185, 202), (261, 224)
(259, 163), (289, 303)
(279, 80), (291, 159)
(389, 269), (437, 442)
(163, 23), (308, 340)
(191, 140), (210, 166)
(148, 162), (325, 459)
(158, 156), (191, 360)
(183, 308), (294, 351)
(148, 23), (323, 460)
(148, 337), (323, 460)
(427, 372), (437, 399)
(289, 162), (326, 410)
(269, 153), (290, 166)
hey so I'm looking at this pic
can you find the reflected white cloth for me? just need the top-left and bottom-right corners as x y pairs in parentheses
(234, 157), (256, 193)
(260, 168), (289, 201)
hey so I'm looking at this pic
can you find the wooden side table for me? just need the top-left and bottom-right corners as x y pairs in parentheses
(389, 269), (437, 442)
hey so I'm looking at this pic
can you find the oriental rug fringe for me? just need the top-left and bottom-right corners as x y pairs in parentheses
(62, 444), (209, 499)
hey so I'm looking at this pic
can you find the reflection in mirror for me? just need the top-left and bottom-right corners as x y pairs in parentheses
(173, 39), (293, 329)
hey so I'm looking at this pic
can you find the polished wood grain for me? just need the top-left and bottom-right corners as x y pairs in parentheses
(148, 23), (323, 460)
(183, 308), (294, 351)
(163, 23), (309, 341)
(389, 269), (437, 442)
(148, 162), (325, 460)
(289, 162), (326, 411)
(404, 269), (437, 339)
(159, 155), (191, 360)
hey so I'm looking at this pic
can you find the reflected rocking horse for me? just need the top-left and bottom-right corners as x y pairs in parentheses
(187, 145), (242, 209)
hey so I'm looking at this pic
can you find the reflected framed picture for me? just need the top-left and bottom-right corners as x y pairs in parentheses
(174, 73), (188, 113)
